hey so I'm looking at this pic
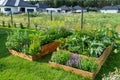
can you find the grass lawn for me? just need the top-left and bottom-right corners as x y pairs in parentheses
(0, 28), (120, 80)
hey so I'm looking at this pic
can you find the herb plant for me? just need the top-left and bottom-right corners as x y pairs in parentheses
(51, 50), (71, 65)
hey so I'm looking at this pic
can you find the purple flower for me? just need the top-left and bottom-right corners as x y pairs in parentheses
(66, 54), (81, 68)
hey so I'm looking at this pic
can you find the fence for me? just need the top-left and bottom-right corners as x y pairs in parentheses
(0, 11), (84, 30)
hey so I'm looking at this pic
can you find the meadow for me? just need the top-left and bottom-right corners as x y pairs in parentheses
(0, 12), (120, 32)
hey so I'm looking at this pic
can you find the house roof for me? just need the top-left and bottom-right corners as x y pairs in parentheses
(0, 0), (36, 7)
(73, 5), (82, 10)
(35, 2), (51, 9)
(60, 5), (71, 10)
(101, 6), (119, 10)
(115, 5), (120, 9)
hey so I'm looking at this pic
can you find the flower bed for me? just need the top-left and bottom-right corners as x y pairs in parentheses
(9, 42), (60, 61)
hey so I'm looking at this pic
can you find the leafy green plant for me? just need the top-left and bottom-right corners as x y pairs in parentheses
(59, 28), (118, 57)
(28, 33), (41, 55)
(51, 50), (71, 65)
(81, 59), (98, 72)
(6, 27), (72, 56)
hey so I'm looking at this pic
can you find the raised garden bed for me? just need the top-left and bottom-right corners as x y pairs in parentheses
(9, 42), (60, 61)
(49, 46), (113, 79)
(6, 27), (72, 61)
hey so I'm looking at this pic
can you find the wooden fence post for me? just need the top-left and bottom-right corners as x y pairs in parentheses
(10, 11), (13, 26)
(28, 12), (30, 28)
(51, 10), (53, 21)
(81, 1), (84, 29)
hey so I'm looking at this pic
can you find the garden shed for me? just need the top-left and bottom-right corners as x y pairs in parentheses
(0, 0), (37, 14)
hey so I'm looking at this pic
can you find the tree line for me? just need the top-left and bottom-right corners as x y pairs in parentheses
(28, 0), (120, 8)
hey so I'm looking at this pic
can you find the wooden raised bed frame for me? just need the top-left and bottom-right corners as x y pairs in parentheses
(49, 46), (113, 80)
(9, 42), (60, 61)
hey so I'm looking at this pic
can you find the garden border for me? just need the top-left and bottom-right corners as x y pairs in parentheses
(9, 42), (60, 61)
(49, 46), (113, 80)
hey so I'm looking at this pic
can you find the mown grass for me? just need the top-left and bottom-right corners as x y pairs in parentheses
(0, 28), (120, 80)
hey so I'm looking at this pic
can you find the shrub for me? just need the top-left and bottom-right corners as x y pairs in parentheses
(51, 50), (71, 65)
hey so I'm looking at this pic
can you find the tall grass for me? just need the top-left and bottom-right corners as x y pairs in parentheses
(0, 13), (120, 32)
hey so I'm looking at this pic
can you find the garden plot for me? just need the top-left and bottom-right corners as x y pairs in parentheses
(6, 27), (72, 61)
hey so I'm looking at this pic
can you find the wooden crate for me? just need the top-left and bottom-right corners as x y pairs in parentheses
(9, 42), (60, 61)
(49, 46), (113, 80)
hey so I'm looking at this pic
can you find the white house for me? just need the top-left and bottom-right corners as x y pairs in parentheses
(73, 5), (87, 13)
(46, 8), (61, 14)
(0, 0), (37, 14)
(100, 6), (119, 13)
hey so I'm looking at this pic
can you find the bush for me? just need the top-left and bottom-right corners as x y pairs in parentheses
(51, 50), (71, 65)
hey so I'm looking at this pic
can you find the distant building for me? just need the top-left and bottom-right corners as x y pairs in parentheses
(35, 2), (51, 12)
(0, 0), (37, 14)
(60, 5), (72, 13)
(100, 6), (119, 13)
(46, 8), (61, 13)
(73, 5), (87, 13)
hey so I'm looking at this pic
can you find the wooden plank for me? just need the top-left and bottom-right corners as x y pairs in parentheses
(97, 46), (113, 66)
(9, 42), (60, 61)
(49, 62), (95, 80)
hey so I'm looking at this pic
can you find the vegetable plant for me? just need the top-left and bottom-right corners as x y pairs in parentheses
(6, 27), (72, 56)
(51, 50), (71, 65)
(51, 50), (98, 72)
(59, 28), (118, 57)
